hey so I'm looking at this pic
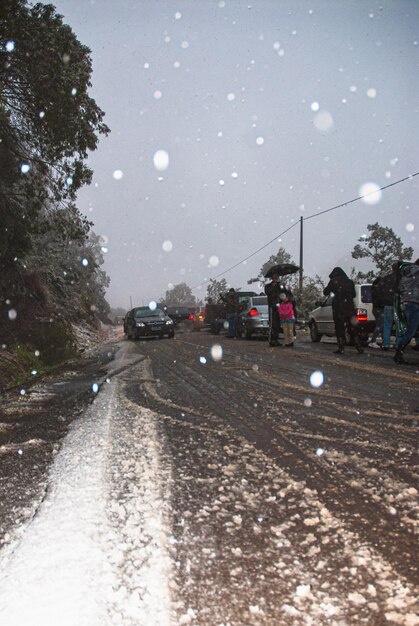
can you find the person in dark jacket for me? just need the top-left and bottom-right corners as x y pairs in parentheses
(323, 267), (363, 354)
(221, 288), (239, 338)
(394, 259), (419, 364)
(369, 276), (386, 348)
(265, 273), (296, 346)
(378, 262), (399, 350)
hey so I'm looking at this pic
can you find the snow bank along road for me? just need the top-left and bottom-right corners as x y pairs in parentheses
(0, 332), (418, 625)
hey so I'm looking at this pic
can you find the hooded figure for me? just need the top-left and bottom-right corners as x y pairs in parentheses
(323, 267), (363, 354)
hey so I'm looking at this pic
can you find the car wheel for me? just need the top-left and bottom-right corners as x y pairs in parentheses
(309, 321), (322, 342)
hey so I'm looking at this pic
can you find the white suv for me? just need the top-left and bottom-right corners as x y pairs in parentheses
(308, 284), (375, 345)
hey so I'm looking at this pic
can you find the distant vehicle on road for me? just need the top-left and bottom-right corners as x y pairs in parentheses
(308, 284), (375, 345)
(164, 305), (197, 331)
(236, 295), (270, 339)
(125, 306), (175, 340)
(190, 306), (206, 331)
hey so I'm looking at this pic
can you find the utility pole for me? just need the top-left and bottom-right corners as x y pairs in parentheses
(299, 216), (304, 292)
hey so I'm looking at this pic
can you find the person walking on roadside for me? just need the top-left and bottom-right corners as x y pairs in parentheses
(221, 288), (239, 338)
(278, 292), (295, 347)
(394, 259), (419, 364)
(323, 267), (363, 354)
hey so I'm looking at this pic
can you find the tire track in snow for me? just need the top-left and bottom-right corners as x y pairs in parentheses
(133, 338), (418, 585)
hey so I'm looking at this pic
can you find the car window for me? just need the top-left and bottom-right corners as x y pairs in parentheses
(134, 308), (164, 318)
(252, 296), (268, 306)
(324, 295), (334, 306)
(360, 285), (372, 303)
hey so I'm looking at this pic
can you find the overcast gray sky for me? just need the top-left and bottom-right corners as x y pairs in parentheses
(51, 0), (418, 308)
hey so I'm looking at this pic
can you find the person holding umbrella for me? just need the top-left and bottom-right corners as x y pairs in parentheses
(264, 263), (299, 347)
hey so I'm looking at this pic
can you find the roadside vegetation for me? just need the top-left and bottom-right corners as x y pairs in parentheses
(0, 1), (111, 389)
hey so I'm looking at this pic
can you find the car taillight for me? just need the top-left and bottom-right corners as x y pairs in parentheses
(356, 308), (368, 322)
(187, 314), (195, 320)
(248, 308), (259, 317)
(197, 314), (204, 319)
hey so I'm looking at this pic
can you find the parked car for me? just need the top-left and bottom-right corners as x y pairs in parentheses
(125, 306), (175, 339)
(205, 291), (258, 334)
(164, 305), (196, 331)
(308, 284), (375, 345)
(236, 295), (270, 339)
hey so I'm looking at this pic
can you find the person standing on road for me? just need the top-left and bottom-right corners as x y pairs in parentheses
(394, 259), (419, 364)
(368, 275), (386, 348)
(278, 292), (295, 347)
(323, 267), (363, 355)
(380, 262), (400, 351)
(265, 272), (281, 346)
(221, 288), (239, 338)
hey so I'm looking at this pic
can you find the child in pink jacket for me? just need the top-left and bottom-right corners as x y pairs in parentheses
(278, 293), (295, 347)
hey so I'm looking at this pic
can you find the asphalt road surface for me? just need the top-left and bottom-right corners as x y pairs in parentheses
(0, 329), (418, 625)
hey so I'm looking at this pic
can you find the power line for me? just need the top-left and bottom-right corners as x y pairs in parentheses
(304, 171), (419, 222)
(191, 170), (418, 292)
(190, 222), (298, 291)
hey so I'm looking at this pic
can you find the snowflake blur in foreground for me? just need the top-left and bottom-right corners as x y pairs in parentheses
(313, 110), (334, 132)
(199, 356), (207, 364)
(209, 255), (219, 267)
(5, 41), (15, 51)
(153, 150), (169, 171)
(113, 169), (123, 180)
(82, 258), (88, 267)
(148, 301), (157, 311)
(20, 163), (30, 174)
(309, 370), (324, 388)
(316, 448), (325, 457)
(162, 240), (173, 252)
(8, 309), (17, 321)
(210, 344), (223, 361)
(359, 182), (382, 205)
(256, 136), (264, 145)
(406, 223), (414, 233)
(91, 383), (99, 394)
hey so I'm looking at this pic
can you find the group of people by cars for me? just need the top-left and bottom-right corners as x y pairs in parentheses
(123, 258), (419, 365)
(205, 257), (419, 365)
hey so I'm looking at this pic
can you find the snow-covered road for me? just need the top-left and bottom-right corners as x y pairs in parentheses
(0, 338), (418, 625)
(0, 347), (173, 625)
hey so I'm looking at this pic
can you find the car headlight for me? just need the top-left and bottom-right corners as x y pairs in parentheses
(136, 322), (145, 327)
(166, 319), (174, 325)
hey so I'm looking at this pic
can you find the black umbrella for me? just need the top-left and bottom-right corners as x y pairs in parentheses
(264, 263), (300, 279)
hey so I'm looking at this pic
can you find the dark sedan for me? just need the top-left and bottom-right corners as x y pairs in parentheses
(125, 306), (175, 339)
